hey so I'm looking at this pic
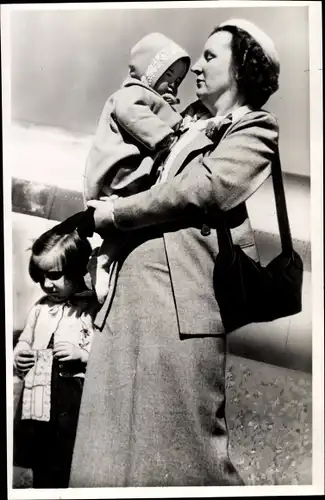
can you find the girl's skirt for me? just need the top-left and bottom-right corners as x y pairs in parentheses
(13, 358), (84, 488)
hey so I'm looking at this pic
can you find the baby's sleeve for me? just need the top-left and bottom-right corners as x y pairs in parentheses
(114, 86), (182, 151)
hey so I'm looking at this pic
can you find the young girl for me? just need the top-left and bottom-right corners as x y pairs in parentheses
(13, 216), (98, 488)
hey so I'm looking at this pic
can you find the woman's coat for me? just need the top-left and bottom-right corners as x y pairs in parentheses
(96, 106), (279, 336)
(70, 105), (279, 487)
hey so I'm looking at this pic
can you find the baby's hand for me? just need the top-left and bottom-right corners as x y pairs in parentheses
(162, 92), (180, 107)
(53, 342), (88, 364)
(15, 349), (35, 374)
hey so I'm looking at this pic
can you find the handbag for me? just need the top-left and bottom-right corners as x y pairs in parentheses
(213, 145), (304, 333)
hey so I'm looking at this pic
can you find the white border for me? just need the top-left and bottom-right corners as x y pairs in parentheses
(4, 484), (324, 500)
(0, 1), (320, 12)
(2, 1), (323, 498)
(2, 4), (14, 496)
(309, 0), (324, 492)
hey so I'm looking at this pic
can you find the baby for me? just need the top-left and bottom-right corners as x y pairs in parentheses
(84, 32), (190, 200)
(84, 33), (190, 306)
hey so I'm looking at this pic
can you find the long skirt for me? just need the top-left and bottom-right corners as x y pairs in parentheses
(70, 234), (244, 487)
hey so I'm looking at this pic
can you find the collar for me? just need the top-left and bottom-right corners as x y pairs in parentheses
(204, 105), (253, 141)
(231, 104), (252, 122)
(181, 104), (252, 134)
(42, 290), (96, 313)
(71, 290), (96, 300)
(208, 104), (252, 127)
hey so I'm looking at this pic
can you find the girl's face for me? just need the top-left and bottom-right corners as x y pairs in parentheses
(33, 251), (77, 302)
(154, 59), (188, 97)
(40, 267), (76, 302)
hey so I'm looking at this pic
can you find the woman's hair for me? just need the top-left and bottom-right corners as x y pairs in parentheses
(29, 222), (92, 284)
(211, 25), (279, 109)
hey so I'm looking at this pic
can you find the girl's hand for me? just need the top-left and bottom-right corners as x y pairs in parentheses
(15, 350), (35, 373)
(53, 342), (88, 364)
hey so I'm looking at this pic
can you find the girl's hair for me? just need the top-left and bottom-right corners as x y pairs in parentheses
(211, 25), (279, 109)
(29, 223), (92, 284)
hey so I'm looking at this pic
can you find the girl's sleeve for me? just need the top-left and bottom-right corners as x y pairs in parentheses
(79, 302), (97, 354)
(13, 304), (40, 364)
(114, 86), (182, 151)
(111, 111), (279, 230)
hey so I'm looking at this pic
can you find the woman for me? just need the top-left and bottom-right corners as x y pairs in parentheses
(70, 19), (280, 487)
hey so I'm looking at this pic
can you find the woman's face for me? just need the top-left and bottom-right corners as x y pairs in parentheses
(191, 31), (237, 106)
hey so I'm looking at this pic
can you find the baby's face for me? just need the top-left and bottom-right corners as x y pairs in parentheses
(154, 59), (188, 97)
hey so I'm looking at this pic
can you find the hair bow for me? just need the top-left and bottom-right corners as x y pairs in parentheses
(55, 207), (95, 238)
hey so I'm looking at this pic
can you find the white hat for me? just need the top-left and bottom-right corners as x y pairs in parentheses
(218, 19), (280, 74)
(129, 32), (190, 88)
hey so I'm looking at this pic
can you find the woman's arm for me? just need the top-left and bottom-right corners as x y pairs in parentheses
(90, 111), (279, 231)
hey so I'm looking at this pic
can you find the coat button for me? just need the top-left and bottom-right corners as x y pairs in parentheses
(201, 224), (211, 236)
(59, 364), (64, 370)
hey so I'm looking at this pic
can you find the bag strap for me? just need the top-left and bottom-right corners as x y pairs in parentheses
(216, 144), (294, 257)
(271, 145), (293, 256)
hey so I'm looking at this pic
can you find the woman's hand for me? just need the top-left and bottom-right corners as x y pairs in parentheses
(53, 341), (88, 364)
(15, 349), (36, 374)
(87, 198), (115, 233)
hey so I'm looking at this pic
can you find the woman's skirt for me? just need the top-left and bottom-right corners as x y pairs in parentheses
(70, 234), (244, 487)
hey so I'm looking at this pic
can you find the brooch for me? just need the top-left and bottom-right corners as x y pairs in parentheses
(205, 117), (233, 142)
(205, 121), (218, 141)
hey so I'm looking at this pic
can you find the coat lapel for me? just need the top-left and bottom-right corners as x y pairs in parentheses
(166, 131), (213, 180)
(166, 117), (233, 180)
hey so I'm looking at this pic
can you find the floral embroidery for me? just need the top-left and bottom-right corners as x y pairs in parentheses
(80, 326), (90, 336)
(78, 316), (93, 350)
(141, 44), (184, 87)
(79, 328), (90, 347)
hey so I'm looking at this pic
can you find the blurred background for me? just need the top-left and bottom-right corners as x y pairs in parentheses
(10, 5), (310, 175)
(4, 3), (318, 489)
